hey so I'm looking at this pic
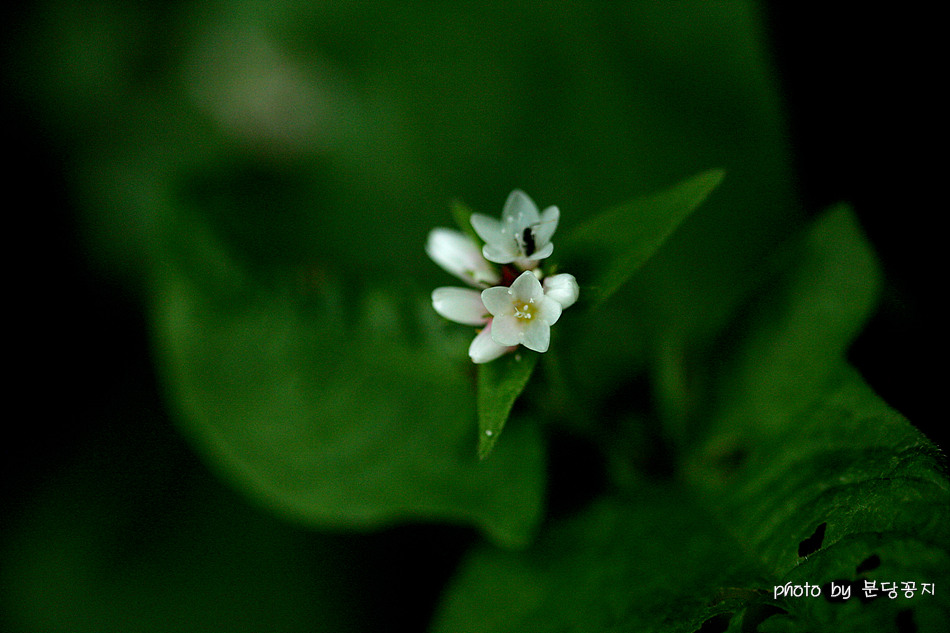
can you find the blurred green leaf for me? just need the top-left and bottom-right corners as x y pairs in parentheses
(151, 213), (545, 548)
(699, 204), (881, 440)
(561, 169), (725, 308)
(431, 210), (950, 631)
(477, 352), (539, 460)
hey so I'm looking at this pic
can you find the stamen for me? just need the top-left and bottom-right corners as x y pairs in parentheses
(514, 302), (534, 320)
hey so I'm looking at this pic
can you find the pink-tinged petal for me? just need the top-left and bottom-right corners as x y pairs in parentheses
(502, 190), (540, 229)
(432, 287), (488, 325)
(489, 314), (523, 346)
(469, 213), (504, 245)
(469, 321), (514, 364)
(537, 295), (562, 325)
(509, 270), (544, 302)
(521, 320), (551, 353)
(426, 228), (499, 286)
(543, 273), (578, 309)
(480, 286), (515, 317)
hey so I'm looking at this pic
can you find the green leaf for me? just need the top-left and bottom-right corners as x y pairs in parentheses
(690, 366), (950, 632)
(150, 214), (545, 548)
(432, 210), (950, 631)
(477, 352), (539, 460)
(432, 489), (757, 633)
(435, 369), (950, 632)
(700, 204), (881, 440)
(561, 169), (725, 308)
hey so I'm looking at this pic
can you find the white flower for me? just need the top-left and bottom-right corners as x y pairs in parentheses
(427, 192), (578, 363)
(481, 271), (562, 353)
(470, 190), (559, 268)
(431, 287), (515, 363)
(426, 228), (500, 287)
(543, 273), (579, 309)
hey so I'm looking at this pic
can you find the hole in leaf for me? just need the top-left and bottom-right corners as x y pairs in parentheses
(797, 522), (826, 557)
(896, 608), (917, 633)
(856, 554), (881, 574)
(694, 612), (731, 633)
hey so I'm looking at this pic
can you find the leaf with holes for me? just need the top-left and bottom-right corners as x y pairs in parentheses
(431, 207), (950, 631)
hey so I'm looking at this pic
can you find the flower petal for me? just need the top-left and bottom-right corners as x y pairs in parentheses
(528, 242), (554, 260)
(482, 241), (519, 264)
(502, 190), (540, 229)
(480, 286), (514, 317)
(521, 320), (550, 353)
(469, 321), (514, 364)
(432, 287), (488, 325)
(489, 314), (524, 346)
(509, 270), (544, 302)
(469, 213), (504, 245)
(533, 205), (560, 247)
(537, 295), (562, 326)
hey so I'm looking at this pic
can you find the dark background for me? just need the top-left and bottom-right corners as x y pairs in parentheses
(2, 4), (940, 631)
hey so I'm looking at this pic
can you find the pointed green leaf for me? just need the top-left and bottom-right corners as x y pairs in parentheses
(702, 204), (881, 439)
(562, 169), (725, 308)
(477, 351), (539, 459)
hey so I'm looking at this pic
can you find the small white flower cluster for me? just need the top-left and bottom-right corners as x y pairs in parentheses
(427, 190), (579, 363)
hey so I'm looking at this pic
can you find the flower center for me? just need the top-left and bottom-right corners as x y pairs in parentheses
(513, 299), (536, 320)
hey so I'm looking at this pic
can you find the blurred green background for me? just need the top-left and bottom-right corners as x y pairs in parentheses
(2, 1), (938, 631)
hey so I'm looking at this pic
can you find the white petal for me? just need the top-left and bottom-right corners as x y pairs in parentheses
(432, 287), (488, 325)
(533, 206), (560, 247)
(528, 242), (554, 261)
(480, 286), (515, 317)
(521, 320), (550, 353)
(502, 190), (540, 229)
(489, 314), (524, 346)
(469, 213), (504, 245)
(469, 321), (514, 364)
(426, 228), (499, 286)
(482, 241), (519, 264)
(543, 273), (579, 309)
(509, 270), (544, 302)
(537, 295), (562, 325)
